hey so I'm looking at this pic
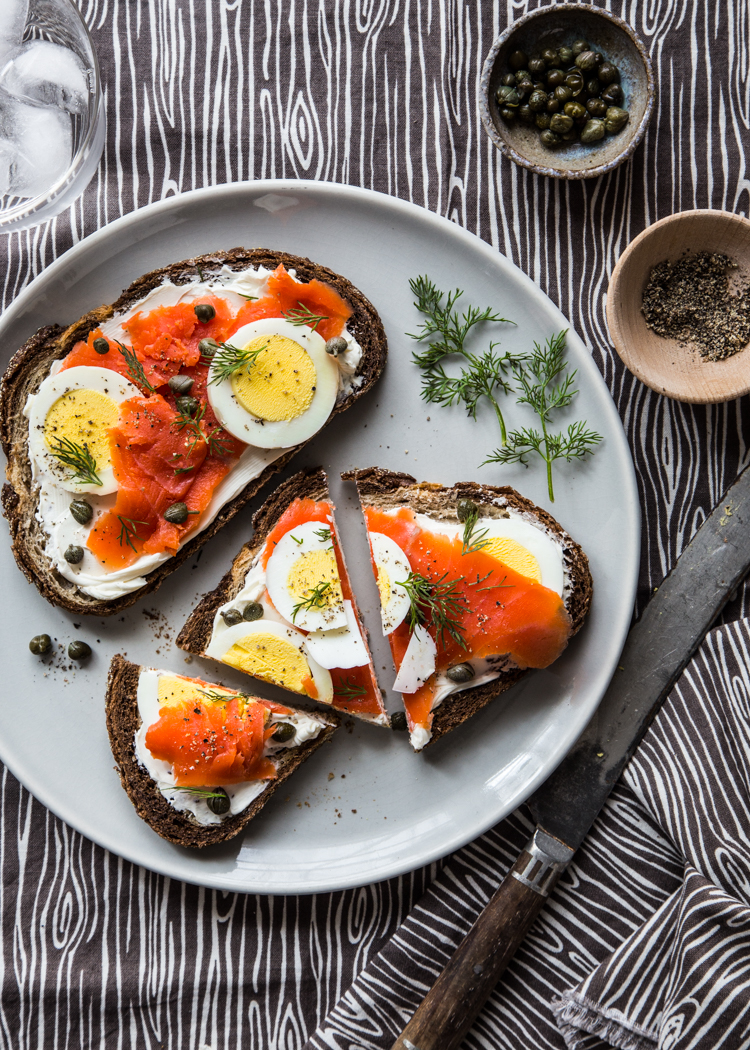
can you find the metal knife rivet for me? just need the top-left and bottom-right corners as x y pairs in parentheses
(473, 964), (484, 975)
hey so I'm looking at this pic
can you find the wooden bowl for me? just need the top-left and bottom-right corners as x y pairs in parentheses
(606, 211), (750, 404)
(479, 4), (654, 180)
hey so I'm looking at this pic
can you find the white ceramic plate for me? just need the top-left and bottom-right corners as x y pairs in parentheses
(0, 182), (639, 894)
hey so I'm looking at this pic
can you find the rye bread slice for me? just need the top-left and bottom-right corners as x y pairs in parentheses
(105, 653), (339, 849)
(1, 248), (387, 616)
(344, 467), (593, 748)
(176, 467), (389, 727)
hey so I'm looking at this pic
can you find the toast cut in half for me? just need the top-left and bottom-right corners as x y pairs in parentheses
(176, 468), (389, 728)
(106, 653), (339, 848)
(345, 467), (593, 751)
(1, 248), (387, 616)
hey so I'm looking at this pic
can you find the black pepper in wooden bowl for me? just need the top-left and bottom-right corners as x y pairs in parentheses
(641, 251), (750, 361)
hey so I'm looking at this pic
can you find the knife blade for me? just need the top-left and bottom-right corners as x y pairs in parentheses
(391, 462), (750, 1050)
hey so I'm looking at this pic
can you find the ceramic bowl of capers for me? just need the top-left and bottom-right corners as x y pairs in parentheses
(479, 4), (654, 180)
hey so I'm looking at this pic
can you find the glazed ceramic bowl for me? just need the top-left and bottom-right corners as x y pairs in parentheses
(479, 3), (654, 180)
(606, 210), (750, 404)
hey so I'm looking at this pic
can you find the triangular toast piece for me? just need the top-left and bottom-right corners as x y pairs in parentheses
(105, 654), (338, 848)
(345, 467), (593, 751)
(176, 468), (389, 727)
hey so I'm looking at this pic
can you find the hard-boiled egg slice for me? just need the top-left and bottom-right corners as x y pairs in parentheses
(27, 366), (141, 494)
(204, 619), (333, 704)
(207, 318), (339, 449)
(479, 518), (563, 595)
(392, 625), (437, 693)
(265, 519), (346, 631)
(368, 532), (412, 634)
(303, 599), (369, 670)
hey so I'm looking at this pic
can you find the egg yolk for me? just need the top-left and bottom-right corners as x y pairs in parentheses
(231, 335), (317, 422)
(44, 389), (119, 467)
(286, 548), (343, 614)
(376, 563), (392, 607)
(157, 674), (234, 708)
(222, 632), (312, 693)
(482, 536), (542, 584)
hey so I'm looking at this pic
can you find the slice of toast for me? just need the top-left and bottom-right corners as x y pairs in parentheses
(1, 248), (387, 616)
(176, 468), (389, 727)
(345, 467), (593, 750)
(105, 653), (339, 848)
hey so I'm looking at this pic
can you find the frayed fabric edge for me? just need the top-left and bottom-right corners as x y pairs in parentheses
(552, 993), (658, 1050)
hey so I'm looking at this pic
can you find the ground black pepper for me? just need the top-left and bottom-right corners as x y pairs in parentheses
(641, 251), (750, 361)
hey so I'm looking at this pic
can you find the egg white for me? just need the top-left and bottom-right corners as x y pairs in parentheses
(207, 318), (339, 449)
(368, 532), (413, 635)
(304, 599), (369, 670)
(265, 519), (347, 631)
(27, 366), (141, 494)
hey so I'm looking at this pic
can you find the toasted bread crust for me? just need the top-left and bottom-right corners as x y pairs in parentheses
(105, 653), (339, 848)
(343, 467), (593, 748)
(1, 249), (387, 616)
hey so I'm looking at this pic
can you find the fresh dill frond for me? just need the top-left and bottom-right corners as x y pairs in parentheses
(116, 341), (156, 393)
(207, 428), (233, 458)
(483, 330), (602, 502)
(208, 341), (266, 385)
(283, 303), (328, 331)
(291, 534), (303, 545)
(48, 436), (102, 487)
(198, 688), (243, 704)
(172, 402), (207, 460)
(460, 503), (490, 555)
(168, 786), (229, 799)
(334, 675), (367, 699)
(475, 574), (514, 592)
(291, 580), (333, 623)
(238, 293), (258, 301)
(313, 527), (332, 543)
(396, 570), (467, 650)
(117, 516), (146, 552)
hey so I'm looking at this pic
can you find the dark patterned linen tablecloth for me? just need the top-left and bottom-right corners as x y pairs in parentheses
(2, 1), (750, 1047)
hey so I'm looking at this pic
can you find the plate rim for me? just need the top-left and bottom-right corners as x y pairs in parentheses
(0, 179), (640, 894)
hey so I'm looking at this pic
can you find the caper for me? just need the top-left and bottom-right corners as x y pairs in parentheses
(554, 85), (573, 103)
(509, 49), (527, 72)
(175, 395), (199, 416)
(535, 112), (551, 130)
(207, 789), (230, 816)
(597, 61), (619, 85)
(499, 107), (516, 122)
(546, 69), (565, 88)
(168, 374), (195, 396)
(579, 118), (606, 144)
(272, 722), (296, 743)
(164, 502), (189, 524)
(198, 337), (220, 357)
(221, 608), (244, 627)
(528, 56), (546, 75)
(586, 97), (607, 118)
(545, 96), (560, 114)
(541, 48), (558, 67)
(601, 83), (624, 106)
(518, 104), (535, 124)
(565, 71), (584, 95)
(564, 101), (587, 121)
(604, 106), (629, 133)
(549, 113), (573, 134)
(540, 129), (562, 149)
(29, 634), (51, 655)
(515, 77), (532, 97)
(575, 50), (596, 72)
(242, 601), (264, 622)
(193, 303), (216, 323)
(64, 544), (84, 564)
(585, 77), (601, 96)
(93, 337), (109, 355)
(68, 640), (91, 660)
(456, 498), (478, 523)
(571, 39), (589, 56)
(390, 711), (408, 732)
(501, 72), (516, 87)
(560, 129), (578, 142)
(527, 90), (547, 112)
(446, 662), (475, 683)
(70, 499), (93, 525)
(557, 45), (573, 65)
(532, 81), (546, 91)
(496, 85), (520, 108)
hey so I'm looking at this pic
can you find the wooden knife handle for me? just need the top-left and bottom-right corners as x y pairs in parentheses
(390, 827), (574, 1050)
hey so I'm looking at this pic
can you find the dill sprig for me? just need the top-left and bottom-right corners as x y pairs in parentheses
(48, 436), (102, 487)
(408, 276), (518, 445)
(207, 340), (266, 385)
(198, 688), (243, 704)
(484, 330), (603, 502)
(396, 570), (467, 650)
(334, 675), (367, 699)
(313, 527), (332, 543)
(207, 428), (233, 458)
(117, 516), (146, 552)
(283, 303), (328, 331)
(168, 786), (229, 800)
(172, 402), (207, 461)
(461, 504), (490, 555)
(116, 341), (156, 394)
(291, 581), (333, 623)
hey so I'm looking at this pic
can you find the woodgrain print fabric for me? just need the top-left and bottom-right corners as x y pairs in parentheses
(1, 0), (749, 1046)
